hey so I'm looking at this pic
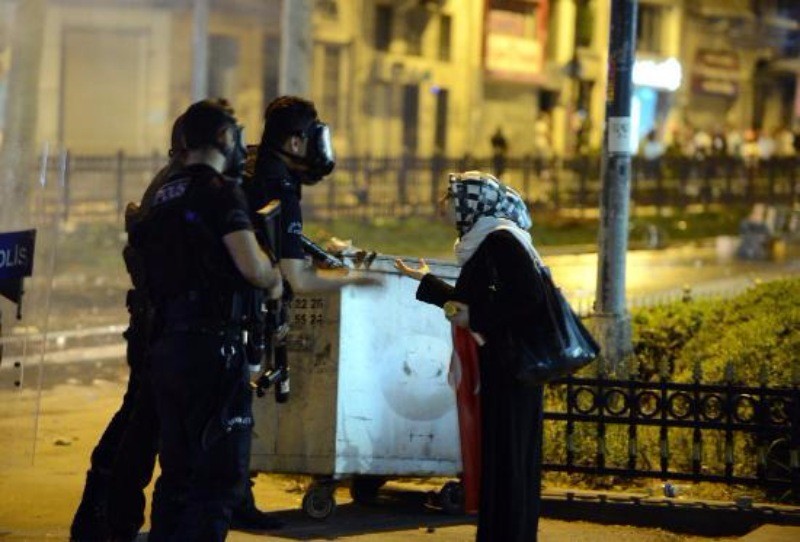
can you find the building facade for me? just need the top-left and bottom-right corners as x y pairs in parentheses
(0, 0), (797, 159)
(678, 0), (799, 136)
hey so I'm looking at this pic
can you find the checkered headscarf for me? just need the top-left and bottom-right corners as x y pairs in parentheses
(447, 171), (532, 236)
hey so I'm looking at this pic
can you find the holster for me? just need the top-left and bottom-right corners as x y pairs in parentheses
(201, 328), (251, 450)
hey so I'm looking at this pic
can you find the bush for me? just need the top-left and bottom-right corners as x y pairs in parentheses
(631, 278), (800, 385)
(673, 279), (800, 385)
(631, 299), (715, 380)
(544, 278), (800, 500)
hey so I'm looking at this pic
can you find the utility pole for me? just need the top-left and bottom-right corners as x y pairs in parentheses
(0, 0), (46, 232)
(593, 0), (637, 372)
(279, 0), (312, 96)
(191, 0), (210, 101)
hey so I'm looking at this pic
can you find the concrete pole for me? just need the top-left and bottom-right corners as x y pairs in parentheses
(279, 0), (312, 97)
(549, 0), (577, 158)
(0, 0), (46, 232)
(592, 0), (637, 373)
(191, 0), (209, 101)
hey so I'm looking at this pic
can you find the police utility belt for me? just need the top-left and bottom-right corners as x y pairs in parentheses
(159, 289), (247, 337)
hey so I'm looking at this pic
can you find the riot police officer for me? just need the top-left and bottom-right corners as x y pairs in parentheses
(132, 99), (281, 542)
(247, 95), (378, 291)
(70, 114), (187, 542)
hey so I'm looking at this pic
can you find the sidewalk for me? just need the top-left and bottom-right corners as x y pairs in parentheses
(2, 377), (797, 541)
(739, 525), (800, 541)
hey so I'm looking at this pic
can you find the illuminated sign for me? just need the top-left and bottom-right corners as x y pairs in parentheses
(632, 57), (683, 91)
(484, 9), (544, 83)
(692, 49), (741, 98)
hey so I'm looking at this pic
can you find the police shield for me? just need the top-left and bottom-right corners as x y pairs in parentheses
(0, 146), (65, 467)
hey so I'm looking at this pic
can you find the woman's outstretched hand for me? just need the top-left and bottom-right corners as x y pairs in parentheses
(394, 258), (430, 281)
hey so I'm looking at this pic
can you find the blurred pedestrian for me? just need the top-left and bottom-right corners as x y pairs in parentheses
(490, 126), (509, 177)
(640, 129), (664, 182)
(692, 126), (712, 161)
(758, 129), (776, 161)
(725, 125), (742, 157)
(395, 171), (545, 542)
(776, 125), (795, 158)
(741, 129), (760, 199)
(532, 112), (552, 177)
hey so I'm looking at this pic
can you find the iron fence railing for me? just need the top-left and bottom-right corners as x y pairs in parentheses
(543, 360), (800, 500)
(42, 152), (800, 222)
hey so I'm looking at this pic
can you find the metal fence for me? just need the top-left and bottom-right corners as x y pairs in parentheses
(545, 278), (800, 501)
(48, 152), (800, 223)
(543, 361), (800, 501)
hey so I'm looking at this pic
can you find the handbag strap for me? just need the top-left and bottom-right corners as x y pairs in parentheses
(486, 237), (549, 294)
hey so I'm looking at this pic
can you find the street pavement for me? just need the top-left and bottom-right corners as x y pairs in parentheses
(1, 242), (799, 540)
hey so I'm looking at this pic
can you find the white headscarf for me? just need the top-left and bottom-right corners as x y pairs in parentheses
(448, 171), (537, 265)
(454, 216), (537, 265)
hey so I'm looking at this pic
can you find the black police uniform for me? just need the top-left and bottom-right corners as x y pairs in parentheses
(72, 158), (283, 541)
(71, 162), (177, 542)
(246, 150), (305, 261)
(132, 163), (256, 542)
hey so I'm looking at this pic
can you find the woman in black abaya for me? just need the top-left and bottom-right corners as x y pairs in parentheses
(396, 171), (545, 542)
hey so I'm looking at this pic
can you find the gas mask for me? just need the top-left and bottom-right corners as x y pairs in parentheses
(222, 124), (248, 178)
(286, 121), (335, 185)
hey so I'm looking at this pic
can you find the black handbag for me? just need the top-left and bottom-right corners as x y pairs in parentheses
(489, 246), (600, 386)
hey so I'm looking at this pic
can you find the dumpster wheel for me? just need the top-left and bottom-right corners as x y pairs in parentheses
(302, 482), (337, 520)
(350, 475), (387, 505)
(439, 481), (464, 515)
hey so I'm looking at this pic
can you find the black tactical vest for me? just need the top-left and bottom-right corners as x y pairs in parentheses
(128, 165), (248, 318)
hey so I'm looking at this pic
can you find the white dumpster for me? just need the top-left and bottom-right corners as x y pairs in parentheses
(250, 255), (464, 519)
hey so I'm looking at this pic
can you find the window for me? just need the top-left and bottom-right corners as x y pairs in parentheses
(405, 9), (426, 56)
(322, 45), (340, 128)
(208, 35), (239, 99)
(489, 0), (537, 13)
(315, 0), (338, 19)
(637, 4), (662, 54)
(438, 14), (452, 61)
(575, 0), (594, 48)
(402, 84), (419, 153)
(262, 36), (279, 102)
(434, 88), (449, 152)
(375, 5), (393, 51)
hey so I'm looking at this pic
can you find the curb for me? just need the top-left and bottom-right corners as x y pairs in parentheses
(540, 490), (800, 538)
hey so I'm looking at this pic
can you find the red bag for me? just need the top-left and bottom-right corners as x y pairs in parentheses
(452, 326), (482, 513)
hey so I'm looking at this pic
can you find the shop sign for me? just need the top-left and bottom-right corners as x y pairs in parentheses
(484, 9), (544, 83)
(692, 49), (741, 98)
(632, 57), (683, 91)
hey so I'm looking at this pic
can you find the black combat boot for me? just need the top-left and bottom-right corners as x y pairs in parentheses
(229, 479), (285, 531)
(70, 470), (111, 542)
